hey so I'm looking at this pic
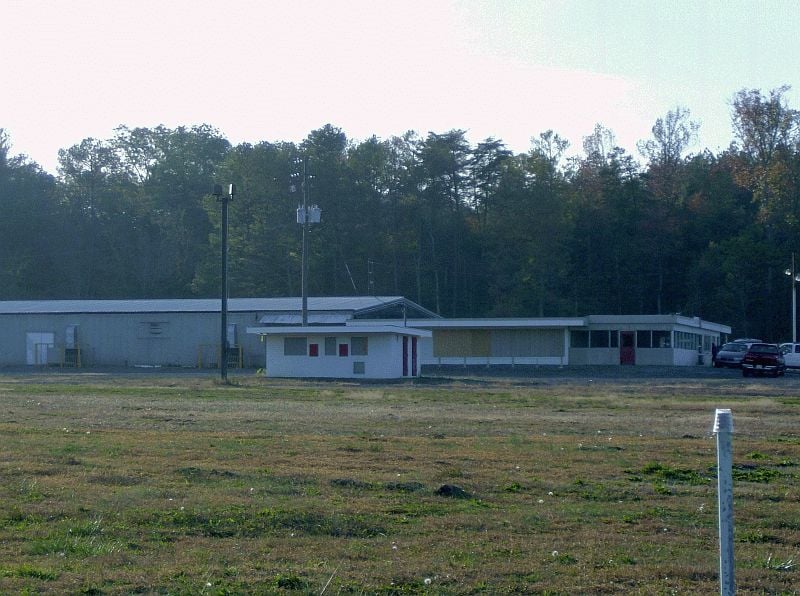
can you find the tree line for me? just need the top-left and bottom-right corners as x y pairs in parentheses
(1, 86), (799, 340)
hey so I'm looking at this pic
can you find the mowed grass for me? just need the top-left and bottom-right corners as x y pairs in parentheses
(0, 372), (799, 594)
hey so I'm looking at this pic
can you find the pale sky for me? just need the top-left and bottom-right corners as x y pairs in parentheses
(2, 0), (798, 174)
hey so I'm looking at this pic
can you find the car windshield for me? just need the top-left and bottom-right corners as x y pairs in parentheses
(721, 343), (746, 352)
(749, 344), (778, 354)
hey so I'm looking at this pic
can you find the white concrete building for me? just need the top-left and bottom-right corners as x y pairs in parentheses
(247, 325), (432, 379)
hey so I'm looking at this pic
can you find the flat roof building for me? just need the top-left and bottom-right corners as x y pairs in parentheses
(0, 298), (731, 374)
(351, 313), (731, 368)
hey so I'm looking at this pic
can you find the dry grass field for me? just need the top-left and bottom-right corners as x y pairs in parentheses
(1, 369), (799, 594)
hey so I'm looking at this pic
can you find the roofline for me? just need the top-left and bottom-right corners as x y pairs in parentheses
(351, 297), (442, 319)
(350, 315), (731, 334)
(349, 317), (587, 329)
(0, 296), (436, 316)
(586, 314), (731, 334)
(247, 325), (432, 338)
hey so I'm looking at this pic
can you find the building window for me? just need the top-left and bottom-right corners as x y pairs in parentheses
(571, 330), (589, 348)
(324, 337), (337, 356)
(610, 330), (619, 348)
(339, 343), (349, 357)
(351, 336), (368, 356)
(653, 330), (671, 348)
(590, 330), (610, 348)
(309, 343), (319, 357)
(284, 337), (307, 356)
(675, 331), (700, 350)
(637, 330), (652, 348)
(353, 361), (365, 375)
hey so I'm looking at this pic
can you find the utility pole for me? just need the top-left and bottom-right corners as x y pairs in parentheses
(785, 253), (800, 343)
(213, 183), (235, 381)
(292, 156), (320, 326)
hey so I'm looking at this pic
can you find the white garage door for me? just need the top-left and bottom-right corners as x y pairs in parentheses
(26, 332), (54, 365)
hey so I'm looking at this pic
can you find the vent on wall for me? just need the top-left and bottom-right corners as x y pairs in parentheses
(139, 321), (170, 338)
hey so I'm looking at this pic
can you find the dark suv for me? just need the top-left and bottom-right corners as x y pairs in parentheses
(741, 343), (786, 377)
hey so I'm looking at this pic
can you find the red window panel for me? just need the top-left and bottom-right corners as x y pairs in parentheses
(339, 343), (349, 357)
(309, 343), (319, 357)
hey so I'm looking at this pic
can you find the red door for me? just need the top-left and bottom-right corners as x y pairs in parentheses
(411, 337), (418, 376)
(620, 331), (635, 365)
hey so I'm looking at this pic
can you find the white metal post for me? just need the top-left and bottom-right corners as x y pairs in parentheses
(713, 408), (735, 596)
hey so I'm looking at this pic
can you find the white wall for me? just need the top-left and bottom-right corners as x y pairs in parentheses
(264, 333), (418, 379)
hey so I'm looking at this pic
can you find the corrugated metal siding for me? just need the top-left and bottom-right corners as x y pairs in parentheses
(0, 311), (265, 368)
(491, 329), (564, 357)
(0, 296), (414, 315)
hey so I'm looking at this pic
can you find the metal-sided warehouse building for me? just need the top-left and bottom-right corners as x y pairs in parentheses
(0, 298), (730, 375)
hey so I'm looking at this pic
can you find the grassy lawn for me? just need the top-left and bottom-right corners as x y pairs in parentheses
(0, 371), (798, 593)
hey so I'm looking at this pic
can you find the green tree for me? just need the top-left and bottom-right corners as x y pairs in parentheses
(638, 106), (700, 202)
(413, 130), (475, 314)
(114, 125), (231, 296)
(57, 137), (134, 297)
(195, 141), (300, 297)
(567, 125), (649, 314)
(730, 86), (800, 233)
(0, 130), (61, 298)
(470, 137), (512, 224)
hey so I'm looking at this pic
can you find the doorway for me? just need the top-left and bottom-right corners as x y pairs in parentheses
(26, 332), (54, 365)
(620, 331), (635, 365)
(402, 336), (408, 377)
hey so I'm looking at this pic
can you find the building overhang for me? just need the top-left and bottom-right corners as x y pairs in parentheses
(348, 318), (587, 330)
(258, 314), (351, 325)
(246, 325), (432, 338)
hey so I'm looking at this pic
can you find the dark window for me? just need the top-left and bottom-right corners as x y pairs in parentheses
(284, 337), (307, 356)
(653, 330), (671, 348)
(637, 330), (652, 348)
(339, 343), (349, 357)
(353, 361), (365, 375)
(591, 330), (610, 348)
(571, 330), (589, 348)
(309, 343), (319, 357)
(351, 336), (368, 356)
(610, 331), (619, 348)
(324, 337), (337, 356)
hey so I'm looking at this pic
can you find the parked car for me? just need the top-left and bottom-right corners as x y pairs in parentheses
(741, 343), (786, 377)
(714, 342), (750, 368)
(779, 343), (800, 368)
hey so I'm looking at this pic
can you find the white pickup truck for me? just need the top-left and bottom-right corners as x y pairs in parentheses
(779, 343), (800, 368)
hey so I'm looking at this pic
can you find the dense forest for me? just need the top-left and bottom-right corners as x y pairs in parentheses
(1, 87), (799, 340)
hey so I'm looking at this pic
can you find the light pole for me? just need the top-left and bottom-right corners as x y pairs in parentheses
(291, 156), (320, 326)
(213, 183), (235, 381)
(785, 253), (800, 343)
